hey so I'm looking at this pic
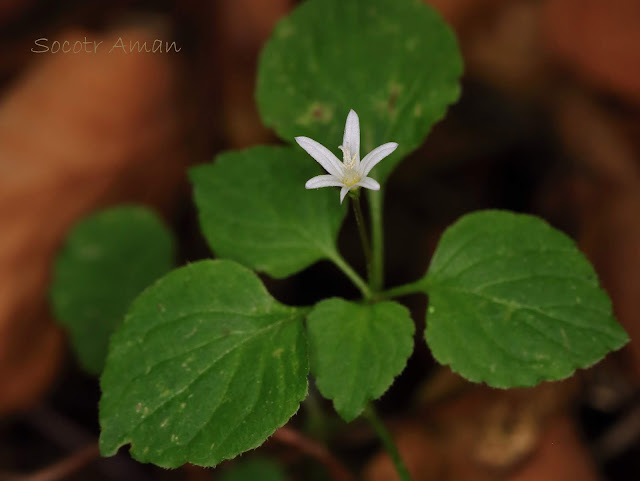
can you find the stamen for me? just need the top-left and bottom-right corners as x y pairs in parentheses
(339, 145), (359, 170)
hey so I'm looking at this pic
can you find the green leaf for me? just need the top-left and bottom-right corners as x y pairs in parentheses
(424, 210), (629, 388)
(256, 0), (463, 182)
(221, 458), (287, 481)
(99, 260), (309, 468)
(50, 206), (174, 375)
(190, 146), (347, 278)
(307, 298), (414, 421)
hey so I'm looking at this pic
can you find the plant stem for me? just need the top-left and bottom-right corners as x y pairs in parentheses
(350, 191), (372, 282)
(363, 406), (413, 481)
(378, 278), (428, 300)
(272, 427), (357, 481)
(328, 251), (372, 299)
(368, 189), (384, 292)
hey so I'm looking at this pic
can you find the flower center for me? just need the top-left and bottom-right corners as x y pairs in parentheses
(342, 166), (361, 187)
(339, 145), (361, 187)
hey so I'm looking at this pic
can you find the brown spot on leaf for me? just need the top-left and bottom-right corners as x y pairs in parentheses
(297, 102), (334, 126)
(312, 105), (325, 119)
(388, 84), (402, 114)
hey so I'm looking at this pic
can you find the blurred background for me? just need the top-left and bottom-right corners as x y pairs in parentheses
(0, 0), (639, 480)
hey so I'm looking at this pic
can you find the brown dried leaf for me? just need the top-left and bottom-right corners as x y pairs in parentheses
(507, 417), (602, 481)
(543, 0), (640, 104)
(0, 26), (188, 413)
(364, 379), (580, 481)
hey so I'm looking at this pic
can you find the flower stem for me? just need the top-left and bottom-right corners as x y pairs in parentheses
(328, 251), (372, 299)
(350, 190), (372, 283)
(363, 405), (413, 481)
(368, 189), (384, 292)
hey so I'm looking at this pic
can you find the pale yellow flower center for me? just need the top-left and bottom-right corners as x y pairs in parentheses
(342, 167), (361, 187)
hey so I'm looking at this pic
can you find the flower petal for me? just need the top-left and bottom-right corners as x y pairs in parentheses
(296, 136), (344, 178)
(305, 174), (345, 189)
(359, 142), (398, 176)
(342, 109), (360, 163)
(355, 177), (380, 191)
(340, 186), (350, 204)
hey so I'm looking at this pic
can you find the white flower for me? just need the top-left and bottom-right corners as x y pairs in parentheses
(296, 109), (398, 203)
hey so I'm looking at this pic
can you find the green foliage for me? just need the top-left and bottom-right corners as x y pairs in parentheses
(190, 146), (347, 279)
(50, 206), (174, 374)
(53, 0), (629, 476)
(424, 210), (629, 387)
(99, 260), (309, 467)
(307, 299), (414, 421)
(257, 0), (463, 182)
(220, 458), (287, 481)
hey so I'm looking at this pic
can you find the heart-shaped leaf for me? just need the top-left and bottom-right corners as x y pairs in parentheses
(190, 146), (347, 279)
(424, 210), (629, 387)
(99, 260), (309, 467)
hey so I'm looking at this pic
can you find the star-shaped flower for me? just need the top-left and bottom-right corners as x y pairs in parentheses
(296, 109), (398, 203)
